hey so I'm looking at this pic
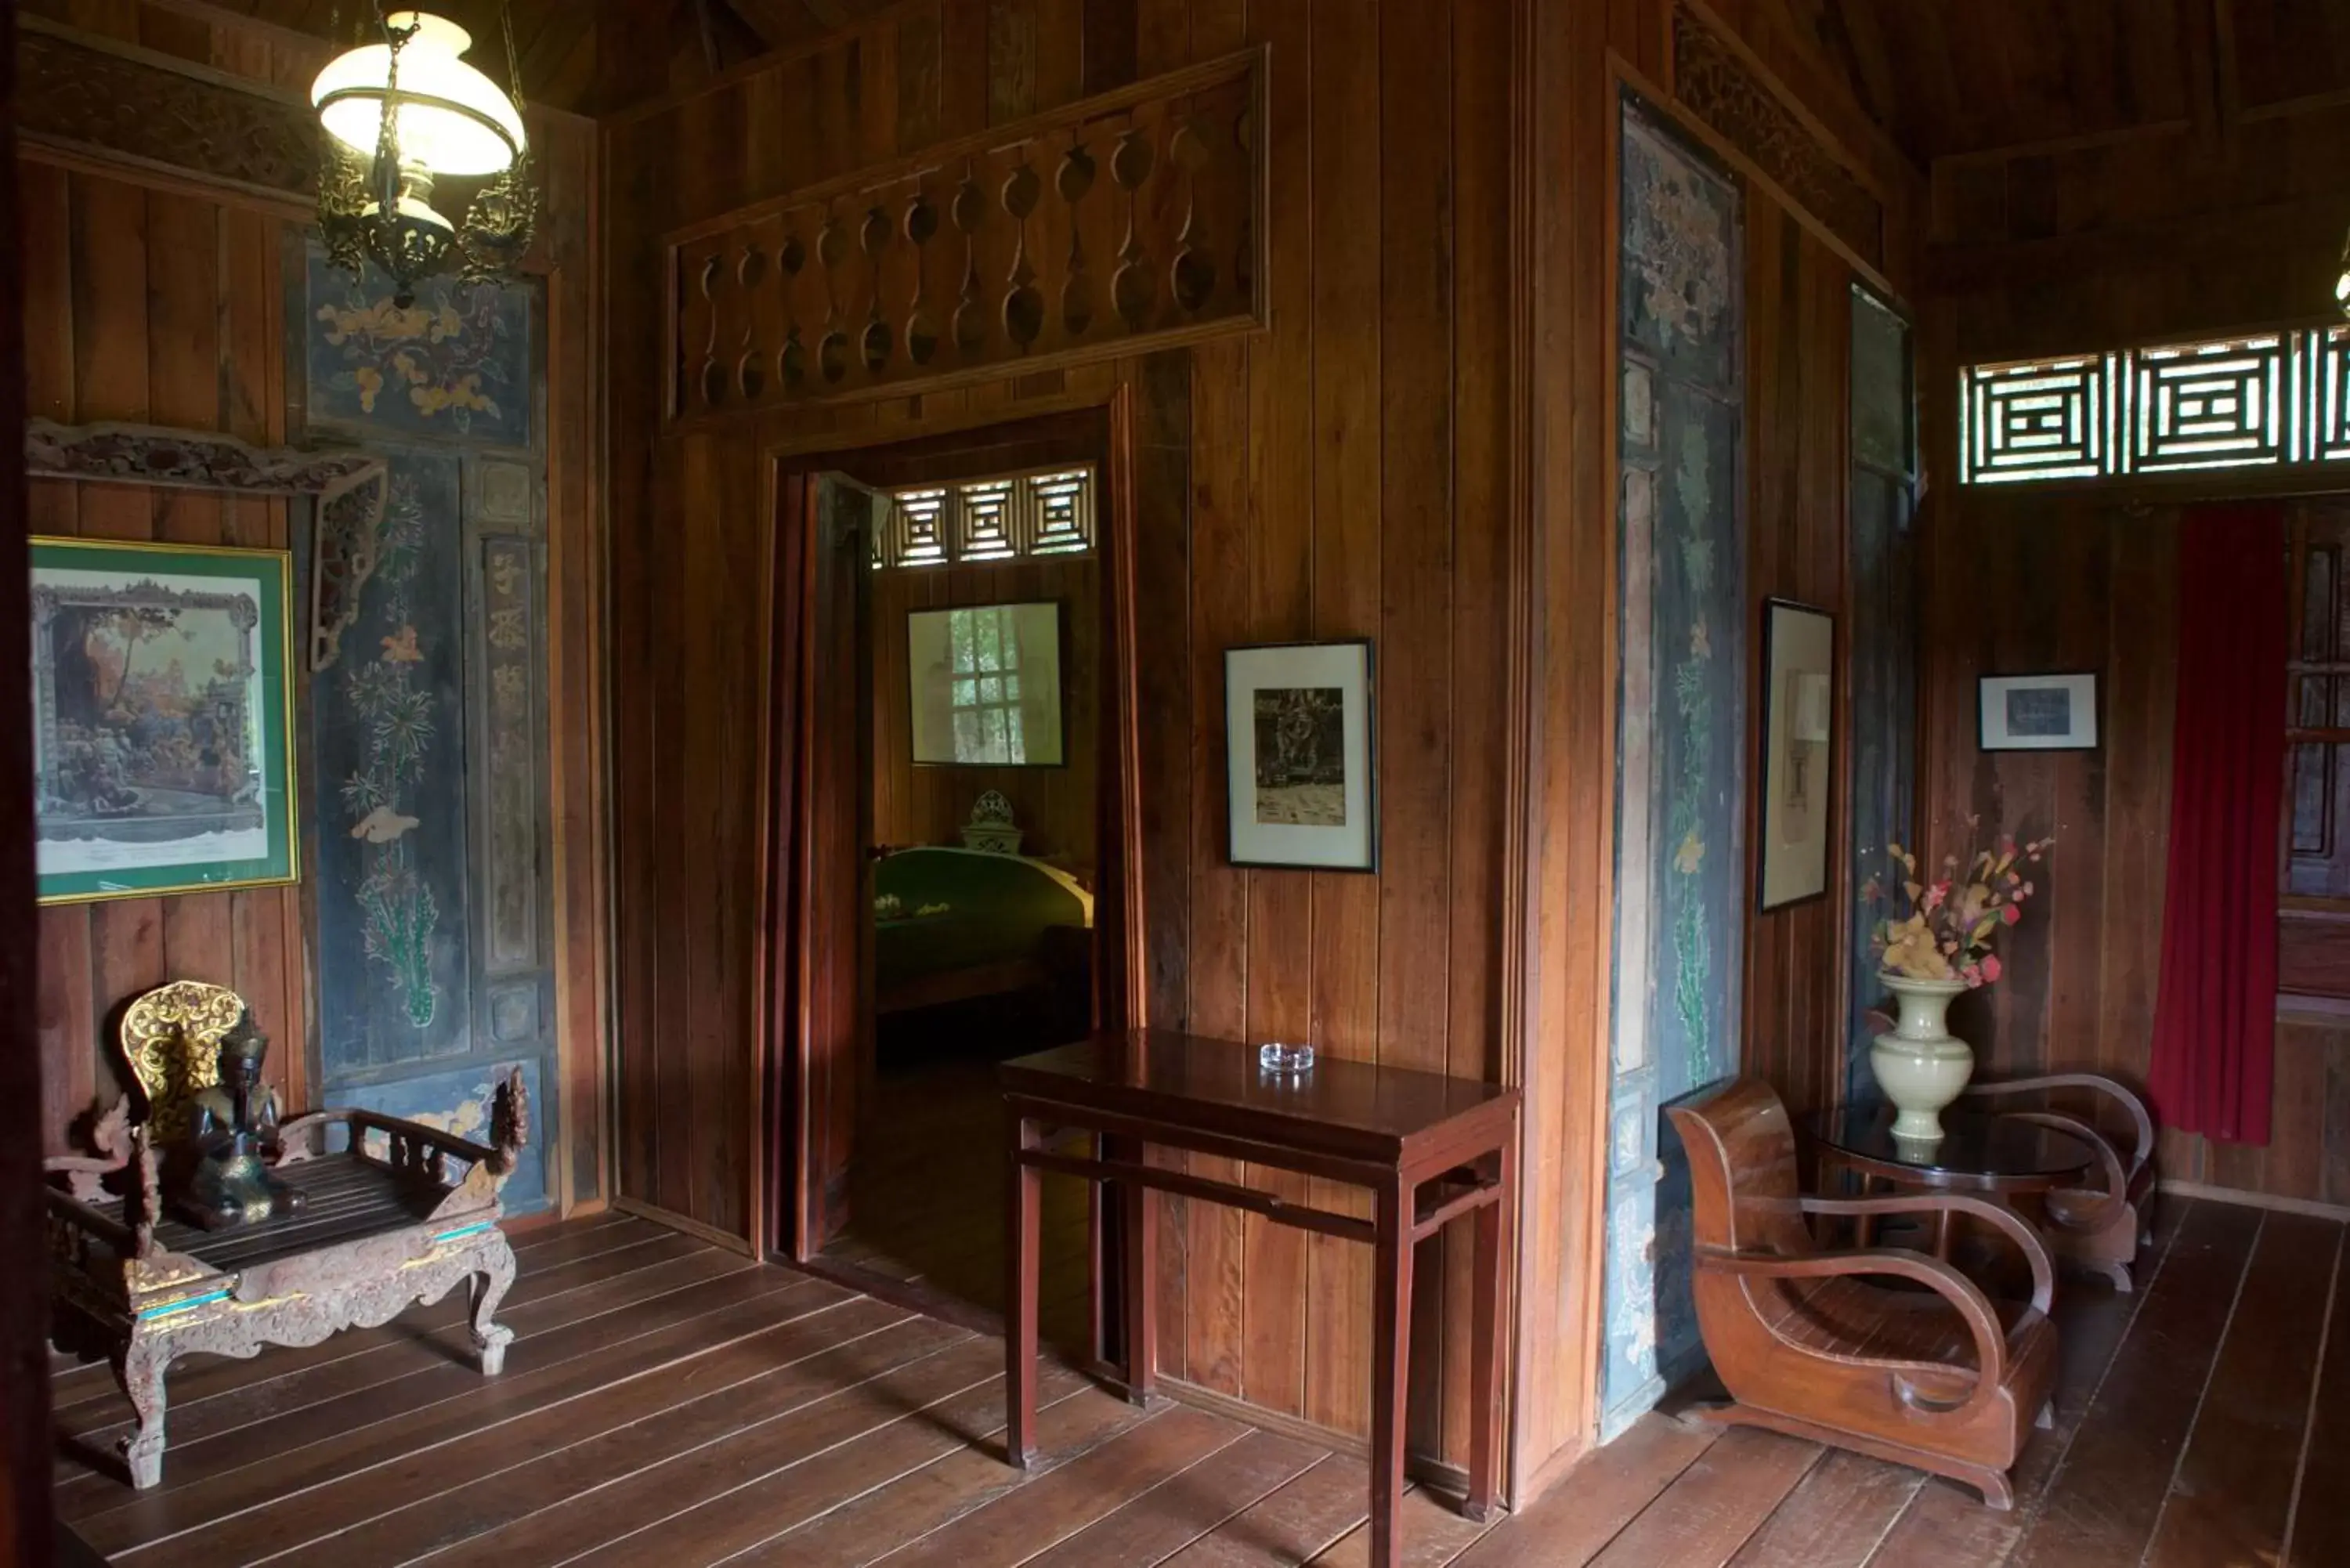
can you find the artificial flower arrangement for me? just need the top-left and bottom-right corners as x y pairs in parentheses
(1862, 822), (2055, 988)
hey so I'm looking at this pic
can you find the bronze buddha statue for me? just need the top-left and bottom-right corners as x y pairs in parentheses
(175, 1011), (306, 1230)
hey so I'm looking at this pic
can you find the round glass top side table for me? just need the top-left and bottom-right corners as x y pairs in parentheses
(1803, 1103), (2095, 1258)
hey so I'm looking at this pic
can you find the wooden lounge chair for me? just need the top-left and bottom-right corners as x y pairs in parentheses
(1961, 1072), (2157, 1292)
(1667, 1077), (2060, 1508)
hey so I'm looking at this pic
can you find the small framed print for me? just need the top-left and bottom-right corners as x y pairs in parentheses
(1225, 641), (1376, 872)
(1979, 673), (2099, 752)
(1758, 598), (1835, 912)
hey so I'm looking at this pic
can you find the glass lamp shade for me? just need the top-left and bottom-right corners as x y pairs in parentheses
(311, 12), (526, 179)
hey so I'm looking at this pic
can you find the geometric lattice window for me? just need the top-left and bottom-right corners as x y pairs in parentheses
(1961, 356), (2108, 483)
(1028, 469), (1094, 555)
(1961, 325), (2350, 486)
(879, 462), (1096, 568)
(2305, 326), (2350, 464)
(884, 486), (949, 567)
(2121, 334), (2286, 473)
(957, 479), (1018, 562)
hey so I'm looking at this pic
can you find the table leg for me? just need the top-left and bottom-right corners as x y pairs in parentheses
(1464, 1139), (1515, 1523)
(1005, 1107), (1041, 1469)
(1855, 1173), (1878, 1248)
(1087, 1135), (1106, 1367)
(1371, 1172), (1413, 1568)
(1121, 1157), (1159, 1407)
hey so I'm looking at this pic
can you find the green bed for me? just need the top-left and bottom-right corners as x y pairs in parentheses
(873, 847), (1093, 1016)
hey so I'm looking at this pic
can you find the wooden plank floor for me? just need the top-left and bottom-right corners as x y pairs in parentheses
(52, 1196), (2346, 1566)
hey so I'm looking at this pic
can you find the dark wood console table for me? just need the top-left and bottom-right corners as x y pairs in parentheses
(1000, 1029), (1520, 1568)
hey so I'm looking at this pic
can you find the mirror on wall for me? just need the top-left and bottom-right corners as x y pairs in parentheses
(906, 601), (1066, 767)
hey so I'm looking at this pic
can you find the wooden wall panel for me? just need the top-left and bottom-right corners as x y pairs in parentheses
(1919, 74), (2350, 1212)
(27, 165), (308, 1158)
(602, 0), (1917, 1490)
(20, 7), (608, 1214)
(1739, 198), (1856, 1124)
(1917, 491), (2350, 1209)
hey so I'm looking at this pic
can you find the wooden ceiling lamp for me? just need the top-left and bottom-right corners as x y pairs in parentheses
(310, 5), (538, 306)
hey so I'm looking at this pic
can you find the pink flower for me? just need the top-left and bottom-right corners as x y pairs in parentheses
(2002, 904), (2021, 925)
(1982, 954), (2002, 983)
(1924, 881), (1949, 911)
(2022, 881), (2034, 897)
(1963, 964), (1983, 988)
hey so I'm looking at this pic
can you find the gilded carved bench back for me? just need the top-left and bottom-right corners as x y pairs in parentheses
(119, 981), (251, 1143)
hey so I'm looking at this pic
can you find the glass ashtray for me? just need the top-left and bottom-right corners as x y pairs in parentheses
(1257, 1041), (1315, 1075)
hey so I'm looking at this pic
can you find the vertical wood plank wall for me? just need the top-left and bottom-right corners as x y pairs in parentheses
(24, 161), (311, 1156)
(1921, 85), (2350, 1212)
(19, 2), (609, 1211)
(603, 0), (1916, 1483)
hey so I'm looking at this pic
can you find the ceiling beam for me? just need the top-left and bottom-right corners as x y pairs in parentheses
(1926, 193), (2345, 296)
(2181, 0), (2243, 163)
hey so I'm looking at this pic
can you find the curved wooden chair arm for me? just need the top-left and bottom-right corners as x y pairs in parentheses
(1801, 1193), (2055, 1316)
(1962, 1074), (2154, 1181)
(1699, 1245), (2010, 1422)
(1994, 1110), (2131, 1232)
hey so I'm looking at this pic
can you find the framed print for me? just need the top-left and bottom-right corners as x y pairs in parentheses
(31, 538), (298, 904)
(1979, 672), (2099, 751)
(1225, 640), (1376, 872)
(1758, 598), (1835, 912)
(907, 601), (1066, 765)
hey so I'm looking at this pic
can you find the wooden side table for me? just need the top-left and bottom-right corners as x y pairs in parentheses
(1000, 1030), (1520, 1568)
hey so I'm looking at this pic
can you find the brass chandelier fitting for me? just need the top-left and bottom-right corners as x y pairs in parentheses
(311, 5), (538, 308)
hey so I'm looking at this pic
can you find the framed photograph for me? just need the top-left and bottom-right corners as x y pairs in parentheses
(1979, 672), (2099, 751)
(1225, 641), (1376, 872)
(31, 537), (298, 904)
(906, 601), (1066, 766)
(1758, 598), (1835, 912)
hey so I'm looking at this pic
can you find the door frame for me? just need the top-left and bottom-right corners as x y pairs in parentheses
(753, 385), (1148, 1305)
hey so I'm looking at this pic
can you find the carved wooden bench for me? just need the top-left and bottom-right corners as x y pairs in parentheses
(45, 981), (526, 1489)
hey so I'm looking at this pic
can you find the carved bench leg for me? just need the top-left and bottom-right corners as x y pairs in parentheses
(114, 1334), (169, 1490)
(470, 1235), (516, 1376)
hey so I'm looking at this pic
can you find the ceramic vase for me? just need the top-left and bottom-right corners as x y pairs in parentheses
(1869, 973), (1975, 1140)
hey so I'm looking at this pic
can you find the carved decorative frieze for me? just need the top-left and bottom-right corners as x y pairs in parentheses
(26, 419), (392, 672)
(17, 23), (318, 205)
(1670, 3), (1883, 269)
(666, 49), (1267, 419)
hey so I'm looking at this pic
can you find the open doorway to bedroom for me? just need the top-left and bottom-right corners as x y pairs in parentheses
(768, 403), (1125, 1360)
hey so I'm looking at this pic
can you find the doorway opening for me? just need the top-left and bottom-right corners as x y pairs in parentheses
(764, 401), (1135, 1360)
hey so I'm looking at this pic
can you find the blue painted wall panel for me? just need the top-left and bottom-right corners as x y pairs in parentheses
(1603, 97), (1747, 1436)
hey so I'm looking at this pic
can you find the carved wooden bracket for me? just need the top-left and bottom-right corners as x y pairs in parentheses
(25, 419), (391, 672)
(664, 48), (1268, 421)
(1669, 2), (1884, 269)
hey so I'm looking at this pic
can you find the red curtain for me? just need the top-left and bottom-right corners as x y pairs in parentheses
(2147, 504), (2287, 1143)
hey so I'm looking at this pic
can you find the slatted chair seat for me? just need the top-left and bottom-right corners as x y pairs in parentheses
(1757, 1274), (2055, 1395)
